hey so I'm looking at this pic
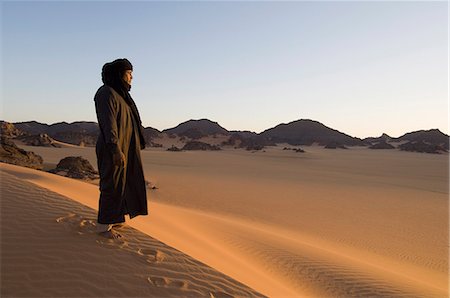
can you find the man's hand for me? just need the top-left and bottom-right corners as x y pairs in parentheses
(112, 150), (125, 167)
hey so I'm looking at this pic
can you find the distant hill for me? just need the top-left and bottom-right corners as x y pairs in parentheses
(394, 129), (449, 149)
(399, 141), (447, 154)
(13, 121), (100, 146)
(229, 130), (259, 139)
(3, 119), (448, 153)
(369, 140), (395, 150)
(11, 120), (163, 147)
(143, 127), (161, 139)
(260, 119), (364, 146)
(163, 119), (229, 139)
(14, 121), (99, 135)
(363, 133), (393, 144)
(13, 121), (50, 135)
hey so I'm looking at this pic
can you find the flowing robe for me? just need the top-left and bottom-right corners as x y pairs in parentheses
(94, 85), (148, 224)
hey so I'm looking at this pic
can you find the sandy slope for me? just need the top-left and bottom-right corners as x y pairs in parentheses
(0, 164), (264, 297)
(3, 145), (449, 297)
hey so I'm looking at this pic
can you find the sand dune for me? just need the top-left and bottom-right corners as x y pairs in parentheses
(1, 145), (448, 297)
(0, 165), (264, 297)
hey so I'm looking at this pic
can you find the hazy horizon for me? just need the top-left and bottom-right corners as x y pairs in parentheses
(2, 1), (448, 139)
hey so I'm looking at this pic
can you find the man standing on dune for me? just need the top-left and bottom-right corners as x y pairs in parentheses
(94, 58), (148, 238)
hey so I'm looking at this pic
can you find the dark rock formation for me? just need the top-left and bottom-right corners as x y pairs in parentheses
(12, 120), (50, 135)
(324, 142), (348, 149)
(182, 141), (221, 151)
(179, 128), (204, 140)
(399, 141), (447, 154)
(222, 134), (245, 147)
(222, 133), (275, 151)
(283, 147), (305, 153)
(363, 133), (393, 145)
(48, 156), (98, 179)
(163, 119), (229, 138)
(14, 121), (99, 146)
(1, 121), (24, 138)
(52, 131), (98, 146)
(143, 127), (162, 145)
(260, 119), (363, 146)
(167, 145), (182, 152)
(395, 129), (449, 151)
(148, 142), (163, 148)
(17, 133), (62, 147)
(0, 136), (43, 169)
(369, 141), (395, 150)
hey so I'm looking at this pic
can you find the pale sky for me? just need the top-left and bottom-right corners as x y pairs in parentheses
(1, 1), (448, 138)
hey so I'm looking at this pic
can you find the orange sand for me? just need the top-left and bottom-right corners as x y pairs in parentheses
(1, 144), (448, 297)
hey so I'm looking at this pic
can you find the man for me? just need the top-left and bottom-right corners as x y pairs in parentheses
(94, 58), (148, 238)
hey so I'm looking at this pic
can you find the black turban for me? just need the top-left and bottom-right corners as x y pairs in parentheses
(101, 58), (133, 97)
(100, 58), (146, 149)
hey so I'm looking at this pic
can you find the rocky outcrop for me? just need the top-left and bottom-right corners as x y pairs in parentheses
(0, 136), (43, 169)
(399, 141), (447, 154)
(167, 145), (182, 152)
(1, 121), (24, 138)
(363, 133), (392, 145)
(14, 121), (99, 146)
(163, 119), (229, 139)
(324, 142), (348, 149)
(48, 156), (98, 179)
(17, 133), (62, 147)
(51, 131), (97, 146)
(369, 141), (395, 150)
(260, 119), (363, 146)
(182, 141), (221, 151)
(222, 134), (245, 147)
(148, 142), (163, 148)
(395, 129), (448, 150)
(283, 147), (305, 153)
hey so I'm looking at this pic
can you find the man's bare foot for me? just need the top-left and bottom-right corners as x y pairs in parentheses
(112, 222), (126, 229)
(96, 223), (112, 233)
(99, 229), (122, 239)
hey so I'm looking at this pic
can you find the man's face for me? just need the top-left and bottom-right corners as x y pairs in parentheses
(122, 70), (133, 85)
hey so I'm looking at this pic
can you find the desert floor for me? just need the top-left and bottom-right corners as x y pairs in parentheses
(2, 144), (448, 297)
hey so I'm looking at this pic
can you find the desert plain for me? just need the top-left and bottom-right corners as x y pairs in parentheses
(1, 143), (448, 297)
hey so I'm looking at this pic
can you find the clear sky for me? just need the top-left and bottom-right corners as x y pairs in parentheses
(1, 1), (448, 138)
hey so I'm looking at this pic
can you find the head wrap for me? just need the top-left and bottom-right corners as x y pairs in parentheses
(101, 58), (146, 149)
(101, 58), (133, 97)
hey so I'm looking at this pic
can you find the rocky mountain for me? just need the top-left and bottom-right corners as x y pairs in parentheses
(260, 119), (364, 146)
(181, 141), (221, 151)
(163, 119), (229, 139)
(394, 129), (449, 150)
(142, 127), (163, 147)
(363, 133), (393, 145)
(143, 127), (161, 139)
(17, 133), (62, 147)
(229, 130), (259, 139)
(14, 121), (99, 135)
(12, 121), (49, 135)
(13, 121), (100, 146)
(3, 118), (448, 154)
(369, 141), (395, 150)
(399, 141), (447, 154)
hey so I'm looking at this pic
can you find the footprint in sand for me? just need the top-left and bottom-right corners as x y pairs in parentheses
(138, 248), (165, 263)
(95, 234), (128, 248)
(56, 213), (97, 235)
(147, 276), (189, 290)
